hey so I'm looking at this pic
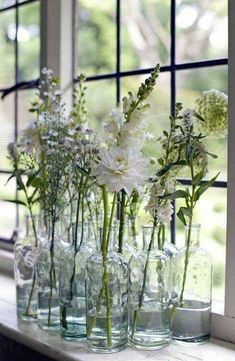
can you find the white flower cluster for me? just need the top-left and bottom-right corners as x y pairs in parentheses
(195, 89), (228, 137)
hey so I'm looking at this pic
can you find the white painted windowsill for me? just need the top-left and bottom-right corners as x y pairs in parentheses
(1, 274), (235, 361)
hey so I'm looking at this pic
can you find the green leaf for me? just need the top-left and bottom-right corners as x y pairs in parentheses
(177, 207), (186, 225)
(163, 130), (168, 137)
(4, 199), (27, 207)
(6, 174), (15, 185)
(75, 165), (90, 178)
(194, 173), (220, 201)
(164, 190), (188, 200)
(192, 170), (204, 186)
(193, 111), (205, 122)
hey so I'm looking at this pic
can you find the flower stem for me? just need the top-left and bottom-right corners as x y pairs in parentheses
(118, 190), (126, 253)
(131, 218), (158, 340)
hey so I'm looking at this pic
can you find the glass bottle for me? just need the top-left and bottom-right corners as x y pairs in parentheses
(36, 217), (61, 331)
(171, 224), (212, 343)
(86, 227), (129, 353)
(129, 225), (171, 350)
(60, 221), (96, 340)
(115, 218), (138, 262)
(14, 215), (38, 321)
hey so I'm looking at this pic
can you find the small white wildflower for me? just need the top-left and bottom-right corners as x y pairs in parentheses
(155, 201), (174, 224)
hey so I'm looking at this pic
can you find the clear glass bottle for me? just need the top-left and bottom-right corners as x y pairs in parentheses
(60, 221), (96, 340)
(14, 215), (38, 321)
(86, 227), (129, 353)
(115, 219), (138, 262)
(36, 217), (61, 331)
(129, 225), (171, 350)
(171, 224), (212, 343)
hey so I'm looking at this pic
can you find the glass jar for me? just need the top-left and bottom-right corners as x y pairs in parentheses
(60, 221), (96, 340)
(36, 217), (61, 331)
(86, 228), (129, 353)
(129, 225), (171, 350)
(14, 215), (38, 321)
(171, 224), (212, 343)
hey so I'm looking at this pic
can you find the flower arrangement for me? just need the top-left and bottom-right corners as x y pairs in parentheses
(7, 63), (228, 351)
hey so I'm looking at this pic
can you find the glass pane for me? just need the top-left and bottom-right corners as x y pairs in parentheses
(0, 174), (17, 239)
(121, 0), (170, 71)
(121, 71), (170, 158)
(18, 1), (40, 81)
(176, 0), (228, 63)
(18, 88), (37, 133)
(84, 79), (116, 130)
(0, 94), (15, 170)
(0, 0), (15, 9)
(77, 0), (116, 76)
(0, 9), (15, 88)
(176, 187), (226, 303)
(176, 66), (228, 181)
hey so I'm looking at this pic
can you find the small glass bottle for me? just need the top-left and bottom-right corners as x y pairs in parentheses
(129, 226), (171, 350)
(86, 227), (129, 353)
(171, 224), (212, 343)
(60, 221), (96, 340)
(14, 215), (38, 321)
(36, 216), (61, 331)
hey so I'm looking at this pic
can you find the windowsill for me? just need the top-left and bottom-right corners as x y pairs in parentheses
(1, 274), (235, 361)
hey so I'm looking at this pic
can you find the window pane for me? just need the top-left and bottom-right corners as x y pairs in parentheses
(0, 94), (14, 170)
(121, 72), (170, 158)
(176, 187), (226, 303)
(18, 1), (40, 81)
(176, 66), (228, 181)
(76, 0), (116, 76)
(85, 79), (116, 130)
(121, 0), (170, 71)
(176, 0), (228, 63)
(0, 0), (15, 9)
(0, 9), (15, 88)
(0, 174), (16, 239)
(18, 88), (36, 132)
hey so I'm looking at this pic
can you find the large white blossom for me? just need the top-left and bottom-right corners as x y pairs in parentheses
(93, 146), (148, 196)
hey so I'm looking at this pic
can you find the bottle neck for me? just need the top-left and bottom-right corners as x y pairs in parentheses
(185, 224), (200, 248)
(142, 225), (164, 251)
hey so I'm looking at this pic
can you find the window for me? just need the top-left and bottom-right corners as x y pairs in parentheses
(0, 0), (40, 243)
(75, 0), (228, 304)
(1, 0), (234, 343)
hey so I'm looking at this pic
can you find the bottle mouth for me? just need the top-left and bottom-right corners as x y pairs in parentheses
(185, 223), (201, 230)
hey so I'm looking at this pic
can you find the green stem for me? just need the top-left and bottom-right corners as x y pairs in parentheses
(179, 158), (195, 306)
(48, 219), (56, 327)
(131, 218), (158, 340)
(118, 190), (126, 253)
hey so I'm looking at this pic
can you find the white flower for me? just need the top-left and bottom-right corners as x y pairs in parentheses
(122, 92), (136, 114)
(155, 201), (174, 224)
(93, 147), (148, 196)
(7, 142), (19, 162)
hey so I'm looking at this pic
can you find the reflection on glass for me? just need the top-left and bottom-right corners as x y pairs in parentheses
(77, 0), (116, 76)
(121, 0), (170, 71)
(176, 65), (228, 180)
(18, 1), (40, 81)
(0, 94), (14, 170)
(0, 9), (15, 87)
(176, 0), (228, 62)
(0, 174), (16, 239)
(176, 187), (226, 303)
(121, 72), (170, 158)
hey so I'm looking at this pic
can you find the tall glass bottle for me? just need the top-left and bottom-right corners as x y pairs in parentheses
(14, 215), (38, 321)
(129, 226), (171, 350)
(60, 221), (96, 340)
(171, 224), (212, 343)
(86, 227), (129, 353)
(36, 217), (61, 331)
